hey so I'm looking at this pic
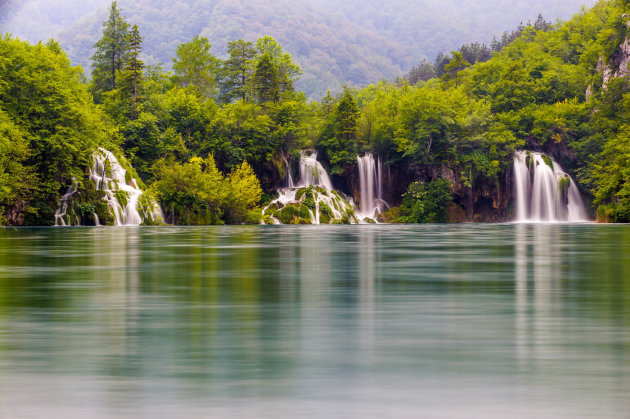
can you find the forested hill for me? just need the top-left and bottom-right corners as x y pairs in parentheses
(1, 0), (595, 98)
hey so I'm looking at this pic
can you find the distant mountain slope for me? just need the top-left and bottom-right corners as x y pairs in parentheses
(1, 0), (596, 98)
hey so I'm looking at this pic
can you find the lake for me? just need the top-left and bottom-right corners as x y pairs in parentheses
(0, 224), (629, 418)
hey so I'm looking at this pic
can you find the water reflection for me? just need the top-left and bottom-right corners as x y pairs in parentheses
(0, 225), (629, 417)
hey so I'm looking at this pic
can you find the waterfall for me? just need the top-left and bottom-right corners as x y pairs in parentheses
(513, 151), (588, 222)
(297, 151), (334, 190)
(357, 153), (388, 219)
(262, 151), (362, 224)
(54, 148), (163, 226)
(282, 153), (295, 188)
(54, 185), (77, 226)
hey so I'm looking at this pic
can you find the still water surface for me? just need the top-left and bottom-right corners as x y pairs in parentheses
(0, 225), (629, 418)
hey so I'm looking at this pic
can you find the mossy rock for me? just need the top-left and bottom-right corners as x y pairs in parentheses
(319, 212), (332, 224)
(319, 202), (334, 219)
(279, 204), (299, 224)
(264, 203), (280, 216)
(298, 204), (312, 220)
(315, 186), (328, 196)
(303, 196), (316, 209)
(558, 175), (570, 192)
(262, 215), (275, 225)
(295, 188), (307, 201)
(114, 190), (129, 208)
(364, 217), (376, 224)
(125, 170), (132, 184)
(331, 219), (344, 224)
(542, 154), (554, 170)
(298, 218), (312, 225)
(104, 157), (112, 178)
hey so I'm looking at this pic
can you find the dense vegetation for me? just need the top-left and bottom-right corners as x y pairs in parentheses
(1, 0), (630, 225)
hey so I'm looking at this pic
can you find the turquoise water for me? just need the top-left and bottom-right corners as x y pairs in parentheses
(0, 224), (629, 418)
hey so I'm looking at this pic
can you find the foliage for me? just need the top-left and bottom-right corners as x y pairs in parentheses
(172, 35), (219, 100)
(398, 179), (453, 223)
(317, 87), (361, 174)
(0, 36), (108, 225)
(89, 1), (129, 103)
(151, 155), (263, 225)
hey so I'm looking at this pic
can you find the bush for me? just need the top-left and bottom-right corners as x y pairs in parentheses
(398, 179), (453, 223)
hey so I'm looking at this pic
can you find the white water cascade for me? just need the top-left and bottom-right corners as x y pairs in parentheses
(513, 151), (588, 222)
(357, 153), (388, 219)
(297, 151), (334, 190)
(54, 148), (163, 226)
(263, 151), (361, 224)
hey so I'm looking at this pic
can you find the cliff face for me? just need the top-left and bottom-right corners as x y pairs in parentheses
(599, 14), (630, 88)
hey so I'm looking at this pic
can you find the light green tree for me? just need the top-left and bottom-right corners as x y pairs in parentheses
(172, 35), (219, 99)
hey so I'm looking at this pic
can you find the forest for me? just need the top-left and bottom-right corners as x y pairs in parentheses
(1, 0), (629, 226)
(1, 0), (594, 98)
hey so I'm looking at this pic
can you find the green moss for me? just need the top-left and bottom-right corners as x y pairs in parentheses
(279, 204), (299, 224)
(331, 219), (343, 224)
(558, 175), (570, 193)
(364, 217), (376, 224)
(319, 202), (334, 219)
(315, 186), (328, 196)
(264, 203), (280, 216)
(114, 190), (129, 208)
(542, 154), (554, 170)
(125, 170), (132, 184)
(262, 214), (275, 225)
(298, 204), (312, 220)
(319, 213), (331, 224)
(104, 157), (112, 178)
(303, 186), (316, 209)
(295, 188), (307, 201)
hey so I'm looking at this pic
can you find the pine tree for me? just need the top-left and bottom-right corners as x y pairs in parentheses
(90, 1), (129, 103)
(252, 53), (279, 111)
(335, 87), (360, 144)
(254, 36), (301, 103)
(218, 39), (256, 103)
(120, 24), (144, 120)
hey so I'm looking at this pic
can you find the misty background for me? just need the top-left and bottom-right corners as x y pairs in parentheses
(0, 0), (597, 98)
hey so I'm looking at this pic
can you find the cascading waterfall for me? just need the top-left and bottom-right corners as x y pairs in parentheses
(263, 151), (361, 224)
(54, 185), (78, 226)
(297, 151), (334, 190)
(513, 151), (588, 222)
(357, 153), (388, 219)
(54, 148), (163, 226)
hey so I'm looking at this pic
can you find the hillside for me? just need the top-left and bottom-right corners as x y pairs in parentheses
(1, 0), (595, 99)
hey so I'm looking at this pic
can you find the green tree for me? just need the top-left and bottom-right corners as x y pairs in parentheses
(0, 109), (35, 225)
(225, 161), (263, 224)
(120, 24), (144, 120)
(0, 36), (107, 224)
(152, 155), (226, 225)
(172, 35), (219, 99)
(399, 179), (453, 223)
(318, 87), (360, 174)
(90, 1), (129, 103)
(440, 52), (471, 88)
(252, 53), (280, 110)
(219, 39), (256, 103)
(254, 36), (302, 103)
